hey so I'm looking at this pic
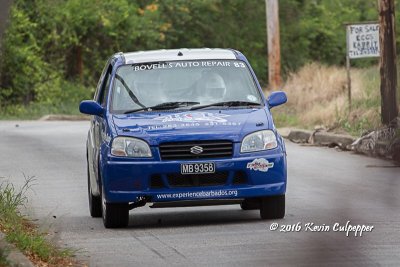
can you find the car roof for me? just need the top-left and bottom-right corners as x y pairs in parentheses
(121, 48), (238, 64)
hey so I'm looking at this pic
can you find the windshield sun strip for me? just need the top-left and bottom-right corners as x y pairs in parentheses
(110, 59), (264, 114)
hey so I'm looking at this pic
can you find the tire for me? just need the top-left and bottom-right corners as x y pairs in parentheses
(240, 198), (260, 210)
(260, 195), (285, 220)
(101, 188), (129, 228)
(88, 163), (102, 217)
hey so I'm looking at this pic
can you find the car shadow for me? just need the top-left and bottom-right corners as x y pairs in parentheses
(126, 205), (262, 229)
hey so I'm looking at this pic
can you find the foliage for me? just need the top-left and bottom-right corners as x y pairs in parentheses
(0, 0), (398, 115)
(0, 249), (9, 267)
(272, 63), (382, 136)
(280, 0), (381, 71)
(0, 4), (50, 106)
(0, 176), (76, 265)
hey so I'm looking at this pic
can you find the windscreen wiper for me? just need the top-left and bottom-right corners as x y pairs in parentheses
(115, 74), (146, 109)
(124, 101), (200, 114)
(190, 101), (261, 110)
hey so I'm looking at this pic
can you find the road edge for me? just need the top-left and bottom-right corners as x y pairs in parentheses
(278, 127), (355, 149)
(277, 127), (399, 163)
(39, 114), (90, 121)
(0, 233), (34, 267)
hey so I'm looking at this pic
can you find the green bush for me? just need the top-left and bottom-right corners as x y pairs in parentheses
(0, 0), (398, 117)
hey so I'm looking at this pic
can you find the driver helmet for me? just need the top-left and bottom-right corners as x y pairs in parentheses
(202, 73), (227, 100)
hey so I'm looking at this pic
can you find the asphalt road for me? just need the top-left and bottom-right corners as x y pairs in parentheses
(0, 121), (399, 266)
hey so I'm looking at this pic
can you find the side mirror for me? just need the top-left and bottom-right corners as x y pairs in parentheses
(267, 91), (287, 108)
(79, 100), (104, 116)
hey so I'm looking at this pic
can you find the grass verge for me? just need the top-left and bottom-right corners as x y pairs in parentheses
(0, 176), (78, 266)
(0, 248), (10, 266)
(0, 101), (82, 120)
(271, 62), (400, 136)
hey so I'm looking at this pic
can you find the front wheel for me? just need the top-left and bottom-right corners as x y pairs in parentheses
(260, 195), (285, 220)
(101, 189), (129, 228)
(88, 163), (101, 217)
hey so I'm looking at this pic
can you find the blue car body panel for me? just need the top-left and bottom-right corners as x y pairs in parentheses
(85, 49), (287, 205)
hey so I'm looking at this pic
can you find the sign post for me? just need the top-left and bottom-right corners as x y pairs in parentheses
(346, 22), (380, 111)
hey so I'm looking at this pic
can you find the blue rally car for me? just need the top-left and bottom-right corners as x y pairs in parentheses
(80, 48), (287, 228)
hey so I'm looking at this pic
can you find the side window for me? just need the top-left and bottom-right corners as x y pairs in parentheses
(98, 65), (112, 107)
(93, 61), (110, 101)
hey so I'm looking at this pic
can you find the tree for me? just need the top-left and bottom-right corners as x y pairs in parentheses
(379, 0), (398, 124)
(0, 0), (13, 45)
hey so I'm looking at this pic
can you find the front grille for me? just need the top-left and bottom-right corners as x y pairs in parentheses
(159, 140), (233, 160)
(167, 172), (228, 187)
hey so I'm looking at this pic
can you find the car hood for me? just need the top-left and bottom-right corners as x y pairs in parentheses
(111, 109), (270, 145)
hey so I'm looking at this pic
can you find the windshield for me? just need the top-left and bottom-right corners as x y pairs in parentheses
(111, 60), (262, 113)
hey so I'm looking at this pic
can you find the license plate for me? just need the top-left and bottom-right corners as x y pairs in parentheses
(181, 162), (215, 175)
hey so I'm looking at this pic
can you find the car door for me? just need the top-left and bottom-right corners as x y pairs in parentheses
(88, 61), (112, 193)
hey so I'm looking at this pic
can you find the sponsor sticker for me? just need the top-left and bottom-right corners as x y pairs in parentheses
(154, 112), (230, 123)
(156, 189), (238, 200)
(132, 61), (247, 71)
(247, 158), (274, 172)
(247, 94), (258, 102)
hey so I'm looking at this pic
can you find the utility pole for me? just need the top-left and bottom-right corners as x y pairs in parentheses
(379, 0), (398, 125)
(266, 0), (281, 90)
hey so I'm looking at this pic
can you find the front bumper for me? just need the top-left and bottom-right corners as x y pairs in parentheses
(101, 152), (287, 203)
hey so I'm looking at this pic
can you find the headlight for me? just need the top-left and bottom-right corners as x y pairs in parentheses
(111, 137), (152, 157)
(241, 130), (277, 153)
